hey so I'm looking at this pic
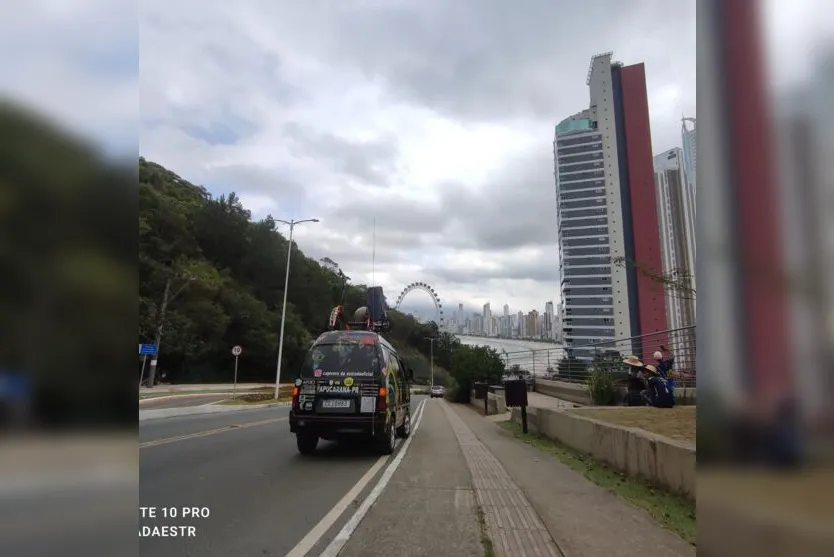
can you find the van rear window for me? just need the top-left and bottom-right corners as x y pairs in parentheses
(301, 343), (380, 378)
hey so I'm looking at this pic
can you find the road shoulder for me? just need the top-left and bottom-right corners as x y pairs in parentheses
(450, 403), (695, 557)
(335, 399), (485, 557)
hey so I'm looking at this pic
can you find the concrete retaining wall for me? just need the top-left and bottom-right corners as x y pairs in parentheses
(469, 389), (507, 415)
(511, 406), (695, 500)
(534, 378), (697, 406)
(535, 379), (590, 405)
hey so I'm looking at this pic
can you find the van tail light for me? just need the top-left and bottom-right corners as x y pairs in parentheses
(377, 386), (388, 411)
(292, 386), (300, 411)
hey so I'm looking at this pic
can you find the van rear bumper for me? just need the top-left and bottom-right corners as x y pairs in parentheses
(289, 411), (388, 438)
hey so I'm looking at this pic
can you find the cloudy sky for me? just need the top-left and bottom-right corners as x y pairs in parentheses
(134, 0), (698, 318)
(3, 0), (831, 322)
(6, 1), (702, 317)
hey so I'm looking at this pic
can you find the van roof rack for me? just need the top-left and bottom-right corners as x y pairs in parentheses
(326, 285), (393, 334)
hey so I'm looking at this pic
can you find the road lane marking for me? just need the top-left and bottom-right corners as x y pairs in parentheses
(139, 393), (234, 405)
(314, 398), (428, 557)
(285, 456), (388, 557)
(139, 417), (286, 449)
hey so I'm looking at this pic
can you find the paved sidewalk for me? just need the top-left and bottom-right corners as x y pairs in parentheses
(337, 399), (485, 557)
(442, 403), (564, 556)
(451, 404), (695, 557)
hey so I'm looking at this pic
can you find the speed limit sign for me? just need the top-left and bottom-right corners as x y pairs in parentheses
(232, 345), (243, 356)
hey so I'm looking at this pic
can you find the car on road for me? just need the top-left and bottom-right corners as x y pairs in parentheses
(289, 330), (413, 456)
(430, 385), (445, 398)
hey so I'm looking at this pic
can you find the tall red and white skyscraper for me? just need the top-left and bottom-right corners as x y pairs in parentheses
(554, 52), (667, 359)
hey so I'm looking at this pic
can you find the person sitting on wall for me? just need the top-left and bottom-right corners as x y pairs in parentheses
(641, 364), (675, 408)
(622, 355), (647, 406)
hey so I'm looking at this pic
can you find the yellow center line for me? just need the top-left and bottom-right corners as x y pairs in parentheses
(140, 417), (287, 449)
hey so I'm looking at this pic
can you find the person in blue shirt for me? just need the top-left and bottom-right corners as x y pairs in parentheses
(653, 345), (675, 403)
(641, 365), (674, 408)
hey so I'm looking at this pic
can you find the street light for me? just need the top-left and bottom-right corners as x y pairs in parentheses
(424, 337), (436, 388)
(274, 218), (320, 400)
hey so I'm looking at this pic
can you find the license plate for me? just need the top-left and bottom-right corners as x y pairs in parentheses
(322, 399), (350, 409)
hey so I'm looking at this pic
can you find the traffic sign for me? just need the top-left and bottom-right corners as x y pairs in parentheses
(232, 345), (243, 356)
(139, 344), (158, 356)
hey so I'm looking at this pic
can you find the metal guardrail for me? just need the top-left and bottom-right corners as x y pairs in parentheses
(501, 326), (696, 388)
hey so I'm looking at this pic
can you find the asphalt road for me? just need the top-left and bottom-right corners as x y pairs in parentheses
(140, 396), (426, 557)
(140, 394), (232, 409)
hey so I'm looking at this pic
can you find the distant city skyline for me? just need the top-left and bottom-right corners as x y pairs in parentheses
(394, 298), (557, 321)
(396, 295), (563, 342)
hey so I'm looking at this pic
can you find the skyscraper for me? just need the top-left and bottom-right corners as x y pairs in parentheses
(482, 302), (492, 336)
(654, 148), (696, 334)
(555, 302), (563, 342)
(681, 117), (697, 271)
(554, 52), (668, 359)
(544, 301), (555, 340)
(681, 117), (697, 205)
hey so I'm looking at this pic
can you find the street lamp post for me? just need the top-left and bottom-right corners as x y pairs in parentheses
(274, 218), (319, 400)
(424, 337), (436, 388)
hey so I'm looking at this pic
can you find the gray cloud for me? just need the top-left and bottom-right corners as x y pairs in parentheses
(439, 145), (560, 251)
(139, 0), (695, 311)
(326, 193), (444, 234)
(283, 122), (400, 187)
(200, 164), (308, 204)
(314, 142), (559, 257)
(427, 259), (559, 285)
(254, 0), (695, 145)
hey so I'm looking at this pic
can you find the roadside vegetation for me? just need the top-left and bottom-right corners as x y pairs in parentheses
(140, 159), (506, 387)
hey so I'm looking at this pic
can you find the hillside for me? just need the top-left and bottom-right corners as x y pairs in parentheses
(139, 158), (440, 384)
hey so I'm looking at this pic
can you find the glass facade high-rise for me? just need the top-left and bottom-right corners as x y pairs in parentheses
(654, 147), (696, 372)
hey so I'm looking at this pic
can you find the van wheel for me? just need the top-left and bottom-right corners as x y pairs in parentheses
(396, 408), (411, 439)
(376, 417), (396, 455)
(296, 433), (318, 455)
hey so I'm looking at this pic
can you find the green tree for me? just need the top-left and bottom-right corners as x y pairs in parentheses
(446, 345), (505, 403)
(138, 157), (510, 393)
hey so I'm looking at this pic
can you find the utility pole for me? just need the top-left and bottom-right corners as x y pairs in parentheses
(274, 218), (319, 400)
(424, 337), (436, 387)
(145, 274), (194, 387)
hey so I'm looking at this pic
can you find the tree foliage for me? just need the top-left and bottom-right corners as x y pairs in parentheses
(139, 159), (505, 387)
(611, 255), (696, 300)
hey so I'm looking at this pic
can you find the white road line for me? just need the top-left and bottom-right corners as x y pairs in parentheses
(316, 399), (428, 557)
(284, 458), (387, 557)
(139, 417), (286, 449)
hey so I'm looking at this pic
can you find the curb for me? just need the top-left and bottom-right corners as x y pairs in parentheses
(139, 401), (290, 422)
(139, 393), (236, 405)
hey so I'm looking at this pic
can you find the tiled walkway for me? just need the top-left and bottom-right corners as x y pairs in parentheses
(441, 403), (564, 557)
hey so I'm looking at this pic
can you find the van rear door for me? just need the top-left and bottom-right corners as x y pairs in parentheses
(299, 336), (382, 414)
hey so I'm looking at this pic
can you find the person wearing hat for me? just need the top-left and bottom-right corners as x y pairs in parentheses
(642, 364), (675, 408)
(622, 356), (647, 406)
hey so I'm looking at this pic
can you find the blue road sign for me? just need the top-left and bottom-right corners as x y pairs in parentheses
(139, 343), (158, 356)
